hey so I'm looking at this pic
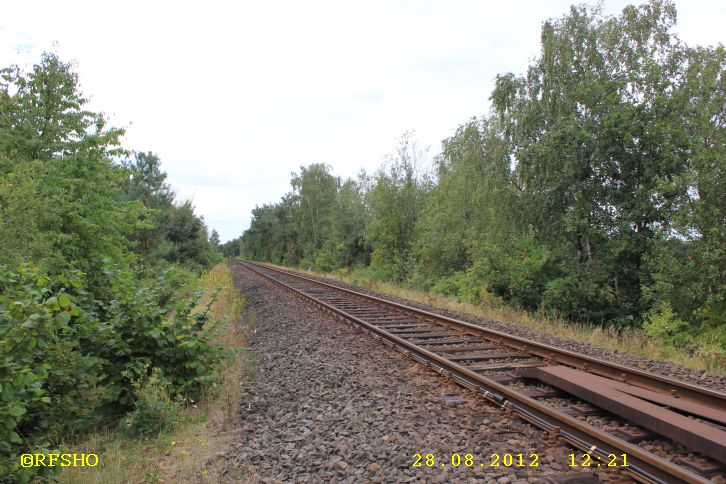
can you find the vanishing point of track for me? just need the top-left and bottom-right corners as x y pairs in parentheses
(236, 259), (726, 483)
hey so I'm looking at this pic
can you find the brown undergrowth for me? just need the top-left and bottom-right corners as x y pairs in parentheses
(60, 262), (251, 484)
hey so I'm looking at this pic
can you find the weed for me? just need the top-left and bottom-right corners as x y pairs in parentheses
(122, 368), (180, 439)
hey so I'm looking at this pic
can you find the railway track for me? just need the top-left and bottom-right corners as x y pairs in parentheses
(235, 259), (726, 483)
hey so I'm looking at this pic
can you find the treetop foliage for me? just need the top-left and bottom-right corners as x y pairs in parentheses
(231, 1), (725, 358)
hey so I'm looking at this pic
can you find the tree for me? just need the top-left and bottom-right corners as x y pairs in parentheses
(317, 177), (369, 270)
(121, 151), (174, 209)
(221, 236), (243, 257)
(209, 229), (221, 248)
(0, 53), (227, 479)
(290, 163), (340, 261)
(416, 117), (517, 281)
(0, 52), (138, 278)
(120, 151), (174, 255)
(490, 0), (696, 324)
(118, 151), (220, 270)
(154, 201), (220, 270)
(366, 132), (432, 280)
(0, 52), (122, 164)
(647, 44), (726, 334)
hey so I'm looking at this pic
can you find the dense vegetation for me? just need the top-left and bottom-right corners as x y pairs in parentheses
(0, 53), (222, 481)
(227, 1), (724, 360)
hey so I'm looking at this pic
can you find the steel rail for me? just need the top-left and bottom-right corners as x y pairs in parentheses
(242, 260), (724, 410)
(236, 259), (720, 483)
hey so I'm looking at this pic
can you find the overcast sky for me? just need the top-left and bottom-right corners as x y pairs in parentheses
(1, 1), (723, 241)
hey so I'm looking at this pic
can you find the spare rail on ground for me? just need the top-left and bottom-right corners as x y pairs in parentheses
(235, 259), (726, 484)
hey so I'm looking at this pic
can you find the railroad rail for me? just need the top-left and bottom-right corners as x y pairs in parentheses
(235, 259), (726, 483)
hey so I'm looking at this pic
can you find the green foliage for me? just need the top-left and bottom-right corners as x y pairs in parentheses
(121, 368), (180, 438)
(0, 159), (52, 266)
(0, 51), (229, 483)
(643, 302), (689, 348)
(431, 266), (486, 304)
(416, 117), (516, 281)
(121, 151), (174, 209)
(489, 0), (692, 326)
(0, 53), (123, 164)
(480, 239), (560, 311)
(33, 155), (141, 276)
(241, 165), (369, 270)
(95, 265), (229, 407)
(220, 238), (243, 258)
(239, 1), (724, 361)
(0, 54), (145, 281)
(365, 132), (431, 274)
(209, 229), (221, 248)
(366, 247), (417, 283)
(120, 151), (221, 271)
(291, 163), (340, 260)
(321, 179), (369, 268)
(0, 262), (228, 480)
(0, 264), (97, 482)
(152, 201), (221, 271)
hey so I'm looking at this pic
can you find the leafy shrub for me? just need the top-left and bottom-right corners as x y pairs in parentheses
(643, 302), (689, 348)
(121, 368), (180, 438)
(642, 302), (725, 371)
(0, 264), (98, 482)
(314, 246), (340, 272)
(478, 238), (559, 310)
(0, 262), (230, 480)
(431, 267), (484, 304)
(91, 265), (231, 410)
(541, 274), (615, 322)
(366, 248), (416, 282)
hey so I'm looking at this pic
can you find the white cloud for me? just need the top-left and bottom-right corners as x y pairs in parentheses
(1, 0), (723, 240)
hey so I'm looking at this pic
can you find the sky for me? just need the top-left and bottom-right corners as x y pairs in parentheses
(1, 1), (723, 241)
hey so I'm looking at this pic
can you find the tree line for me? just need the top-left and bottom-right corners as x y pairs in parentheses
(226, 1), (724, 356)
(1, 53), (222, 480)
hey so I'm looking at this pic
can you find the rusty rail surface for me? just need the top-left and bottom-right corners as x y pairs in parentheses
(235, 259), (726, 483)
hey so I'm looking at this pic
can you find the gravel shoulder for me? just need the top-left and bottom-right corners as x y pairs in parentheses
(277, 267), (725, 392)
(202, 265), (636, 483)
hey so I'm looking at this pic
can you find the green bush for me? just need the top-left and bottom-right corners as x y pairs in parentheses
(477, 238), (559, 311)
(541, 273), (619, 324)
(366, 248), (416, 282)
(0, 264), (97, 482)
(0, 262), (229, 481)
(643, 302), (689, 348)
(121, 368), (180, 438)
(642, 303), (724, 371)
(90, 265), (230, 409)
(431, 266), (484, 304)
(314, 244), (341, 272)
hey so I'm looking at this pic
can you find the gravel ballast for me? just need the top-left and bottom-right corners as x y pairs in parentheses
(203, 265), (641, 483)
(278, 267), (726, 392)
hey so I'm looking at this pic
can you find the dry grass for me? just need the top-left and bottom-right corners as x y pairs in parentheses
(198, 263), (247, 430)
(58, 414), (229, 484)
(60, 262), (250, 484)
(266, 262), (722, 375)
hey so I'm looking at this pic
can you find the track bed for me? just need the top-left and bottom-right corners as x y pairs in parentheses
(237, 260), (726, 483)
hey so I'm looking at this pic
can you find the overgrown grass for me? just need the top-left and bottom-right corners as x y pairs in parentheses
(265, 262), (723, 375)
(60, 262), (253, 484)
